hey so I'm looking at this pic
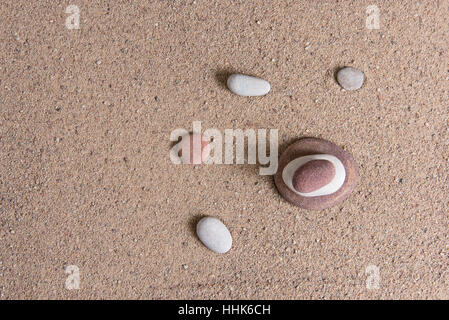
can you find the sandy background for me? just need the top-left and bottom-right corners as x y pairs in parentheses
(0, 0), (448, 299)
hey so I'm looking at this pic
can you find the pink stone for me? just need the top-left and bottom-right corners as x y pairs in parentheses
(292, 159), (336, 193)
(178, 134), (210, 164)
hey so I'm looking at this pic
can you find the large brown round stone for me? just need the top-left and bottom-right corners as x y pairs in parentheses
(292, 160), (336, 193)
(274, 137), (359, 210)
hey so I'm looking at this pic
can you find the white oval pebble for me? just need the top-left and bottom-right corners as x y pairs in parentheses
(226, 74), (270, 96)
(336, 67), (364, 90)
(196, 217), (232, 254)
(282, 154), (346, 197)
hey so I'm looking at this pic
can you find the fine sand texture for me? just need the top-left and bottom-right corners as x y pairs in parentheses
(0, 0), (448, 299)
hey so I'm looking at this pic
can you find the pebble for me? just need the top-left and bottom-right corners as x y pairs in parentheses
(292, 159), (335, 193)
(178, 133), (210, 164)
(282, 154), (346, 197)
(336, 67), (364, 90)
(196, 217), (232, 254)
(226, 74), (270, 96)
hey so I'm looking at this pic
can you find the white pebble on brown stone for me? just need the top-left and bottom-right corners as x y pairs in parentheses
(282, 154), (346, 197)
(292, 159), (336, 193)
(196, 217), (232, 254)
(336, 67), (364, 90)
(227, 74), (270, 96)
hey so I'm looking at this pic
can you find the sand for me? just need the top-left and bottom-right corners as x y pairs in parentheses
(0, 0), (448, 299)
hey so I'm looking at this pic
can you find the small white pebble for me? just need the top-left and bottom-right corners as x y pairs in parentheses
(196, 217), (232, 254)
(336, 67), (364, 91)
(227, 74), (271, 97)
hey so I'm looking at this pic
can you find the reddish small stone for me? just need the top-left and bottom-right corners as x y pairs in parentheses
(292, 160), (336, 193)
(178, 134), (210, 164)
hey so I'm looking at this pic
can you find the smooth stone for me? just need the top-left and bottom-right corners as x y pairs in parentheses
(226, 74), (270, 96)
(178, 133), (210, 164)
(282, 154), (346, 197)
(336, 67), (364, 90)
(275, 138), (359, 210)
(196, 217), (232, 254)
(293, 159), (336, 193)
